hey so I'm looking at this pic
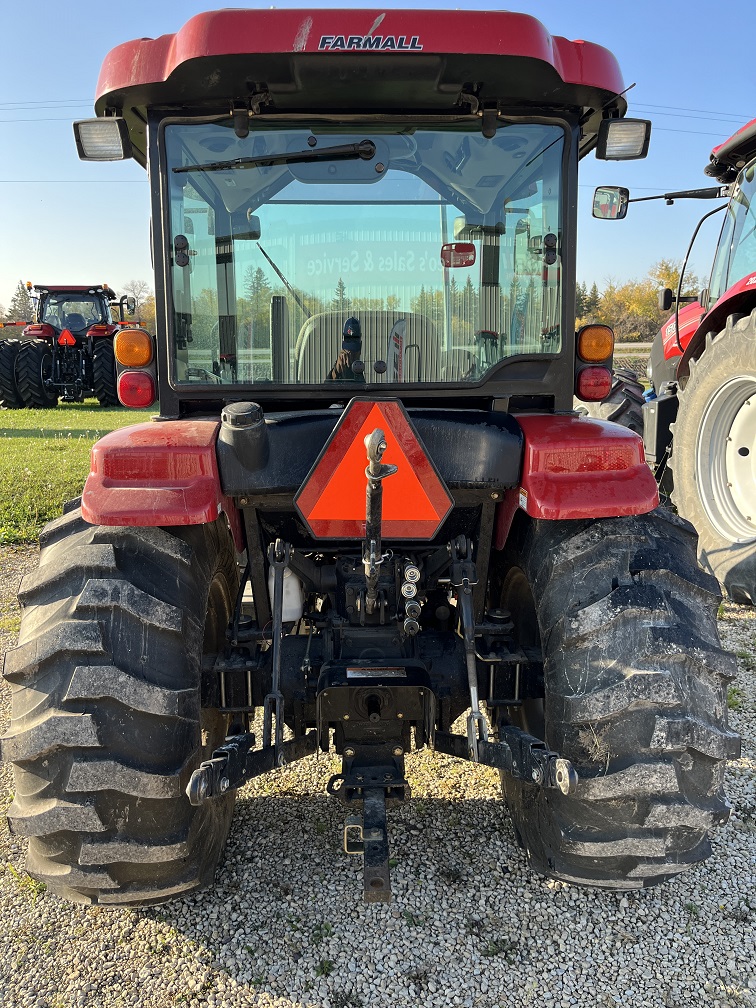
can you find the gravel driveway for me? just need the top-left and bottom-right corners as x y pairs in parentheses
(1, 543), (754, 1008)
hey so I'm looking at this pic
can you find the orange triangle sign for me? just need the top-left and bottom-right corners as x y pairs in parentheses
(295, 399), (452, 539)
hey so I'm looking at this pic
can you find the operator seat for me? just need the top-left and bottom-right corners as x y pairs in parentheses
(295, 310), (439, 383)
(63, 313), (87, 332)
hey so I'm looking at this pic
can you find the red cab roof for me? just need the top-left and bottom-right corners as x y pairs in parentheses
(706, 118), (756, 182)
(93, 9), (626, 165)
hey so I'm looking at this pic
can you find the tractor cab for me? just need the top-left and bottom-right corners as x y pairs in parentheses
(75, 8), (650, 417)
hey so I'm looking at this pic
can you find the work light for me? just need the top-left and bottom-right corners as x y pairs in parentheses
(596, 119), (651, 160)
(73, 118), (132, 161)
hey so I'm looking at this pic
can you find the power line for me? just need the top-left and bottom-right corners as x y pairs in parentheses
(0, 99), (91, 107)
(633, 107), (745, 124)
(632, 101), (752, 119)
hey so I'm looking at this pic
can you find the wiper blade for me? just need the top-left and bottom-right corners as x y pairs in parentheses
(174, 139), (376, 174)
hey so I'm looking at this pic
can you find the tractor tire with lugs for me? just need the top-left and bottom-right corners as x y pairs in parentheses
(0, 338), (25, 408)
(15, 338), (58, 408)
(92, 339), (119, 407)
(670, 311), (756, 604)
(497, 507), (739, 889)
(1, 508), (239, 906)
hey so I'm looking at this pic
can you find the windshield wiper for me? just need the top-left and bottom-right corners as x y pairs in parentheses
(173, 139), (376, 174)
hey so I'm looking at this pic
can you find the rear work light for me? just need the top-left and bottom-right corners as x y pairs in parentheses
(73, 118), (132, 161)
(577, 324), (614, 362)
(114, 329), (153, 367)
(596, 119), (651, 161)
(118, 371), (156, 408)
(576, 366), (613, 402)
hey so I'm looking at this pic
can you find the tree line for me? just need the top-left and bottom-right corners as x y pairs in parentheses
(1, 257), (698, 344)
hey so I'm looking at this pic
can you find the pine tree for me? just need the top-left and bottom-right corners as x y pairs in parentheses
(7, 281), (33, 322)
(575, 281), (588, 317)
(331, 277), (349, 312)
(586, 282), (601, 315)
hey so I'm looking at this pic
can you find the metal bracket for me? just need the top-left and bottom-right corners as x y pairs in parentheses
(338, 789), (392, 902)
(450, 536), (488, 761)
(434, 723), (578, 795)
(263, 539), (291, 766)
(186, 729), (318, 805)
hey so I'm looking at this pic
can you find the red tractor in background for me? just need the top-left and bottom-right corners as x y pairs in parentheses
(0, 8), (740, 908)
(0, 283), (136, 408)
(594, 120), (756, 606)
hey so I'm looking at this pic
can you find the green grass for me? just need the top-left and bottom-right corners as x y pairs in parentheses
(0, 401), (152, 544)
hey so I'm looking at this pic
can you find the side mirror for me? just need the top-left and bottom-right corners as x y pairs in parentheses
(658, 288), (674, 312)
(699, 287), (710, 311)
(440, 242), (476, 268)
(126, 296), (136, 315)
(592, 186), (629, 220)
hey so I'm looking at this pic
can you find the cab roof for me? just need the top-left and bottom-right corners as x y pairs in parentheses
(94, 8), (627, 166)
(706, 119), (756, 182)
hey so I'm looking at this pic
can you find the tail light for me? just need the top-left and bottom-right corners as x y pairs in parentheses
(575, 323), (614, 402)
(577, 324), (614, 362)
(88, 324), (110, 336)
(576, 366), (612, 401)
(117, 370), (156, 408)
(114, 329), (153, 367)
(112, 327), (157, 408)
(23, 323), (55, 337)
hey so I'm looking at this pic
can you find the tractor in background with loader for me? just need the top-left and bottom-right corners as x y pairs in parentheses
(1, 8), (740, 908)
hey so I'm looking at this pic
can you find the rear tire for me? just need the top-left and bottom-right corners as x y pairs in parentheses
(496, 508), (739, 889)
(92, 340), (119, 407)
(0, 338), (25, 408)
(671, 312), (756, 604)
(574, 367), (645, 434)
(1, 509), (239, 905)
(15, 338), (58, 408)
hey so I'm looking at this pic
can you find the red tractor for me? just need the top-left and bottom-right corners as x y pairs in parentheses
(0, 284), (135, 408)
(1, 8), (739, 907)
(594, 121), (756, 605)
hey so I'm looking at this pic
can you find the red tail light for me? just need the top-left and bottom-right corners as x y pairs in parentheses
(25, 323), (55, 337)
(88, 324), (110, 335)
(117, 370), (156, 408)
(575, 365), (612, 401)
(57, 329), (77, 346)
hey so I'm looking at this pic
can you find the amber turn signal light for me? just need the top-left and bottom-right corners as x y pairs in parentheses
(577, 324), (614, 362)
(114, 329), (153, 367)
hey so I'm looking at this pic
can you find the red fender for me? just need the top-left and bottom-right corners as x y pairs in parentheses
(495, 414), (658, 547)
(81, 420), (244, 551)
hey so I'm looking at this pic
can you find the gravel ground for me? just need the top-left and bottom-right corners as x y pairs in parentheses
(1, 543), (755, 1008)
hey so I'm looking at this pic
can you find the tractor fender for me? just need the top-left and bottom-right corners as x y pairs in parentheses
(677, 271), (756, 380)
(81, 420), (244, 550)
(494, 413), (658, 546)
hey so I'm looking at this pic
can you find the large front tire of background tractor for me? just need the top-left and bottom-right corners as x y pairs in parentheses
(15, 338), (58, 408)
(671, 311), (756, 605)
(92, 339), (119, 407)
(497, 508), (739, 889)
(1, 509), (239, 905)
(0, 338), (25, 408)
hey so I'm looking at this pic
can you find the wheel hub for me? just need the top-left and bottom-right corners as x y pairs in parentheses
(697, 376), (756, 541)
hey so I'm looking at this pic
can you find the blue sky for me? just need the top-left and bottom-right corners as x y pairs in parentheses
(1, 0), (753, 310)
